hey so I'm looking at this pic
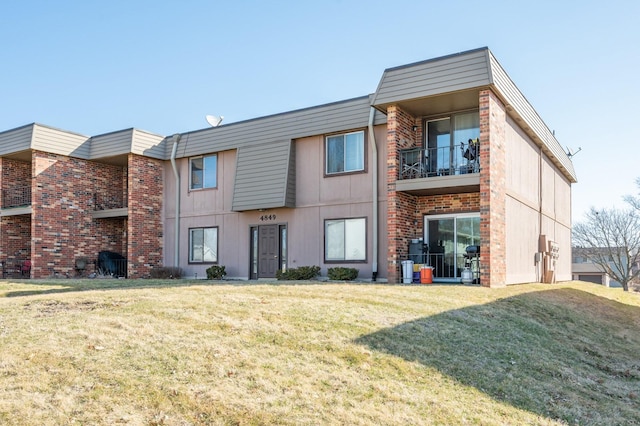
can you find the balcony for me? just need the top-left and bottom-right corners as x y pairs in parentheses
(396, 141), (480, 195)
(0, 186), (32, 216)
(92, 191), (128, 219)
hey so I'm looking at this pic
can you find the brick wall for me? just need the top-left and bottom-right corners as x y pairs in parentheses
(1, 158), (31, 191)
(417, 193), (481, 216)
(479, 89), (507, 287)
(126, 154), (163, 278)
(1, 215), (31, 262)
(30, 151), (128, 278)
(386, 105), (420, 283)
(0, 158), (32, 265)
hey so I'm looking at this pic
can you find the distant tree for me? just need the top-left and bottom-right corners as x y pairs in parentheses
(572, 207), (640, 291)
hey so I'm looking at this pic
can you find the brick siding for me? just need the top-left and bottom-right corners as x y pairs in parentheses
(29, 151), (130, 278)
(479, 89), (507, 287)
(386, 105), (421, 283)
(0, 158), (33, 267)
(126, 154), (163, 278)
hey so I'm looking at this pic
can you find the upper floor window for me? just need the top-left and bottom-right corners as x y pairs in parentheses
(190, 155), (217, 190)
(326, 131), (364, 175)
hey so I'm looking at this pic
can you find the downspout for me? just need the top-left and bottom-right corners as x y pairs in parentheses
(170, 134), (182, 268)
(368, 107), (379, 281)
(538, 144), (543, 282)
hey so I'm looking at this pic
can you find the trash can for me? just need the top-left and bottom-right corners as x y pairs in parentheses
(401, 260), (414, 284)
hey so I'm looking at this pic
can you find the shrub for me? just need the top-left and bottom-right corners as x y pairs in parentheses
(206, 265), (227, 280)
(327, 267), (359, 281)
(276, 266), (321, 280)
(150, 266), (183, 279)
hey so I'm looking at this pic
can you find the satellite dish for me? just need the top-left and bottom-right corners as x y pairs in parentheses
(565, 146), (582, 158)
(206, 115), (224, 127)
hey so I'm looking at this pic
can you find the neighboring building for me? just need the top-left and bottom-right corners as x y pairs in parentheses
(0, 47), (577, 286)
(572, 247), (639, 288)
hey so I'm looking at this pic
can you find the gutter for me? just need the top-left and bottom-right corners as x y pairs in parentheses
(368, 107), (378, 281)
(170, 134), (182, 267)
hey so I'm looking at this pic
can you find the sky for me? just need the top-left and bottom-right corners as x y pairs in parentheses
(1, 0), (639, 223)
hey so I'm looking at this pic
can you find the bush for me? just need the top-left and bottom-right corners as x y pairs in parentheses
(150, 266), (183, 279)
(206, 265), (227, 280)
(327, 267), (359, 281)
(276, 266), (321, 280)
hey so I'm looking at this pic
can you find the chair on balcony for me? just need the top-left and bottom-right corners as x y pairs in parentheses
(401, 149), (424, 179)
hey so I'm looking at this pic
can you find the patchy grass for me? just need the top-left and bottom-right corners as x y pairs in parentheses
(0, 279), (638, 425)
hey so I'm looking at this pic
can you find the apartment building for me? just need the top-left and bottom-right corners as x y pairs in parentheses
(0, 48), (576, 286)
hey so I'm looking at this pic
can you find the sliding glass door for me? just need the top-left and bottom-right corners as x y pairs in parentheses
(424, 213), (480, 281)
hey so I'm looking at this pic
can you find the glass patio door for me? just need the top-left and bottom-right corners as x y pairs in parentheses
(424, 214), (480, 281)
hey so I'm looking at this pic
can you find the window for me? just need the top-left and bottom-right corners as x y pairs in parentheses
(424, 213), (480, 280)
(189, 227), (218, 263)
(325, 218), (366, 261)
(326, 131), (364, 175)
(190, 155), (217, 189)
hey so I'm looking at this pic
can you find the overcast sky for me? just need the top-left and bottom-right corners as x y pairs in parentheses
(1, 0), (638, 223)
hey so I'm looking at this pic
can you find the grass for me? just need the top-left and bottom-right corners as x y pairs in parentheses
(0, 279), (638, 425)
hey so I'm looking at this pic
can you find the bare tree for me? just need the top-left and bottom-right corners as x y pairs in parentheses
(572, 207), (640, 291)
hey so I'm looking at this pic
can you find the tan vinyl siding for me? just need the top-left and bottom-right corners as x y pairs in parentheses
(372, 48), (491, 106)
(89, 129), (135, 159)
(488, 51), (577, 183)
(131, 129), (165, 159)
(0, 124), (33, 156)
(31, 124), (90, 158)
(169, 97), (378, 160)
(285, 141), (296, 207)
(232, 140), (293, 211)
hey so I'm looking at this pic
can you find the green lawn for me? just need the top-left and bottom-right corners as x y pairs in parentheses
(0, 279), (638, 425)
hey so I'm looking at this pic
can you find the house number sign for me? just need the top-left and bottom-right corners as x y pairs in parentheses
(259, 214), (277, 222)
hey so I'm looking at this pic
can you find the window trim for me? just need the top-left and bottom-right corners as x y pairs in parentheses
(189, 154), (218, 191)
(324, 130), (367, 177)
(324, 217), (368, 263)
(188, 226), (219, 264)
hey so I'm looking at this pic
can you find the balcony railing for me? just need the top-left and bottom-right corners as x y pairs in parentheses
(408, 252), (480, 281)
(1, 186), (32, 209)
(399, 140), (480, 180)
(94, 191), (127, 211)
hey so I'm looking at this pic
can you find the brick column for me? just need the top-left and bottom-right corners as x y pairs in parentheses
(386, 105), (418, 283)
(479, 89), (507, 287)
(127, 154), (163, 278)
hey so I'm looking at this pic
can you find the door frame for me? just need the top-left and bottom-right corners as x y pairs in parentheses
(249, 223), (288, 279)
(423, 212), (479, 282)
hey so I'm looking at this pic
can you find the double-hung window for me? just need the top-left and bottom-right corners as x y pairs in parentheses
(326, 131), (365, 175)
(325, 218), (366, 262)
(190, 155), (217, 189)
(189, 227), (218, 263)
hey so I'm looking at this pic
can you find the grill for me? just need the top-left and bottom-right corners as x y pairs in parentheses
(462, 245), (480, 284)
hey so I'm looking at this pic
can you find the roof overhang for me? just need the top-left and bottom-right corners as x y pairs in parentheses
(371, 47), (577, 184)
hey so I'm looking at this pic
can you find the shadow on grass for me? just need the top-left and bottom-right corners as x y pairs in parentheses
(355, 288), (640, 425)
(0, 278), (236, 298)
(0, 278), (389, 298)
